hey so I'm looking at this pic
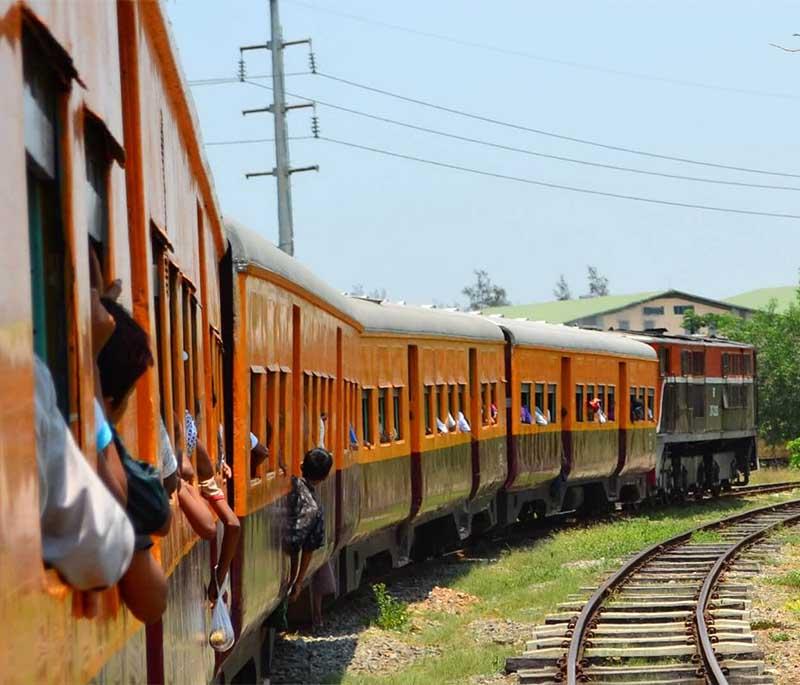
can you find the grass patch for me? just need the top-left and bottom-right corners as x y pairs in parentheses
(690, 529), (725, 544)
(372, 583), (410, 632)
(752, 618), (785, 630)
(334, 491), (800, 685)
(749, 467), (800, 486)
(768, 571), (800, 588)
(770, 631), (792, 642)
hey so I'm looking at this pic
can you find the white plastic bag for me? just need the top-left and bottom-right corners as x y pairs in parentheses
(209, 571), (235, 652)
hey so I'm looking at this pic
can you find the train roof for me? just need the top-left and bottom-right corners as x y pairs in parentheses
(493, 318), (657, 359)
(347, 298), (506, 343)
(624, 332), (753, 350)
(224, 218), (357, 322)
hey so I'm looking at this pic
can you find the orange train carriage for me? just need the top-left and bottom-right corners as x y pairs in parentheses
(1, 2), (757, 684)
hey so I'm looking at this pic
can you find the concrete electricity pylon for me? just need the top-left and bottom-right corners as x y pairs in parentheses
(241, 0), (318, 256)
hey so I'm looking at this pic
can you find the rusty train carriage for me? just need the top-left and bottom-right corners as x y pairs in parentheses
(222, 219), (364, 681)
(496, 319), (658, 521)
(1, 3), (760, 684)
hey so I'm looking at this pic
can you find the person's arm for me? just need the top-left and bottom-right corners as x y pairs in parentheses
(118, 548), (168, 624)
(289, 549), (314, 602)
(206, 497), (241, 602)
(36, 360), (135, 590)
(178, 482), (216, 540)
(251, 442), (269, 473)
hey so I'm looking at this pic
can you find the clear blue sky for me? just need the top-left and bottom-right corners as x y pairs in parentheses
(165, 0), (800, 306)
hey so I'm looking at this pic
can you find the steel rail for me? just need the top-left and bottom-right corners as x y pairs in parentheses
(696, 503), (800, 684)
(565, 497), (800, 684)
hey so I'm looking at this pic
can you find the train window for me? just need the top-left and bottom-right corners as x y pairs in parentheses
(521, 382), (531, 421)
(534, 383), (545, 417)
(647, 387), (655, 421)
(690, 384), (705, 418)
(279, 372), (288, 471)
(547, 384), (557, 423)
(378, 388), (389, 444)
(250, 370), (265, 480)
(491, 383), (499, 425)
(597, 384), (605, 416)
(25, 38), (71, 421)
(587, 384), (595, 421)
(457, 384), (466, 416)
(448, 384), (457, 418)
(692, 351), (705, 375)
(575, 385), (584, 422)
(638, 387), (646, 414)
(393, 387), (403, 440)
(362, 389), (373, 446)
(658, 348), (670, 375)
(629, 386), (638, 421)
(265, 370), (278, 474)
(303, 374), (312, 451)
(424, 385), (433, 435)
(436, 384), (446, 425)
(607, 385), (616, 421)
(480, 383), (489, 426)
(680, 351), (691, 376)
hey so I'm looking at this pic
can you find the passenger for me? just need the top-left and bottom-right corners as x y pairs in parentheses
(96, 297), (170, 624)
(631, 398), (645, 422)
(250, 429), (270, 475)
(436, 417), (448, 434)
(287, 448), (335, 629)
(446, 412), (457, 432)
(534, 407), (548, 426)
(521, 405), (533, 424)
(188, 413), (241, 604)
(318, 413), (327, 449)
(348, 424), (359, 449)
(172, 412), (216, 541)
(457, 411), (471, 432)
(90, 287), (127, 505)
(490, 403), (499, 425)
(35, 355), (135, 590)
(159, 416), (180, 498)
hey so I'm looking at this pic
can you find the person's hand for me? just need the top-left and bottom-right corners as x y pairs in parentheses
(207, 577), (218, 604)
(289, 583), (302, 603)
(222, 462), (232, 480)
(104, 279), (122, 301)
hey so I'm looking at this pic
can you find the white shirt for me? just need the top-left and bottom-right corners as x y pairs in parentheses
(36, 357), (134, 590)
(318, 416), (326, 449)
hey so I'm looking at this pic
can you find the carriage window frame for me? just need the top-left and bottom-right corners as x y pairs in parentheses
(586, 384), (595, 421)
(575, 384), (584, 422)
(607, 385), (616, 421)
(378, 387), (389, 444)
(534, 383), (545, 417)
(362, 388), (373, 446)
(392, 387), (403, 441)
(547, 383), (557, 424)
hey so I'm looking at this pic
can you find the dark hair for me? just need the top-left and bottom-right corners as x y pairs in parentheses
(97, 297), (154, 408)
(301, 447), (333, 481)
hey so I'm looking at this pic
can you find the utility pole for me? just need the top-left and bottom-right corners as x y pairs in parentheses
(241, 0), (318, 256)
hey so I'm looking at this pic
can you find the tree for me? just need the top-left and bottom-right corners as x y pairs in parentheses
(462, 269), (509, 310)
(350, 284), (387, 300)
(586, 266), (609, 297)
(683, 289), (800, 446)
(553, 274), (572, 301)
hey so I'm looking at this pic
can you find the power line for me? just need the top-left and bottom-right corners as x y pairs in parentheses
(319, 135), (800, 220)
(316, 72), (800, 179)
(244, 79), (800, 192)
(204, 135), (313, 146)
(187, 72), (311, 86)
(286, 0), (800, 101)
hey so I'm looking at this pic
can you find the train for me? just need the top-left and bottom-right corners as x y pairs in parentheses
(1, 2), (757, 684)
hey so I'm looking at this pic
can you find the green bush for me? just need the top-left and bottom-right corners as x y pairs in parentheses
(372, 582), (409, 631)
(788, 437), (800, 469)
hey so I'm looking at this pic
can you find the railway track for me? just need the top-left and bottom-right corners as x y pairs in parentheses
(506, 497), (800, 685)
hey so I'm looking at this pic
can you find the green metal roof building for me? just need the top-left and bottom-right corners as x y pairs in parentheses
(484, 290), (753, 334)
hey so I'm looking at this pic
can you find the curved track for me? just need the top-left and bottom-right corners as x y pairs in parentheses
(506, 497), (800, 684)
